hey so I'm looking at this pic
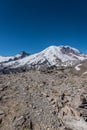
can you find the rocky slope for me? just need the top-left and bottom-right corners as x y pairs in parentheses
(0, 46), (87, 71)
(0, 67), (87, 130)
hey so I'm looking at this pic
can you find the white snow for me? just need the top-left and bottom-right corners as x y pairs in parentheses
(0, 45), (87, 69)
(83, 71), (87, 75)
(0, 56), (12, 63)
(75, 64), (82, 71)
(0, 52), (28, 63)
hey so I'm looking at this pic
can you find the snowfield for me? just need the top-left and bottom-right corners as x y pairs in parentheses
(0, 45), (87, 69)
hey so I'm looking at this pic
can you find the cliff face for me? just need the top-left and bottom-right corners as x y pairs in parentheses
(0, 68), (87, 130)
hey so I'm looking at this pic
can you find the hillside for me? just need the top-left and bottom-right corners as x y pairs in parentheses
(0, 68), (87, 130)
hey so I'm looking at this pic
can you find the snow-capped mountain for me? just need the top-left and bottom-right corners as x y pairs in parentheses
(0, 45), (87, 71)
(0, 51), (29, 63)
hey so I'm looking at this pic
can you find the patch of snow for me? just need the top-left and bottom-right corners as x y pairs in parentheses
(83, 71), (87, 75)
(75, 64), (82, 71)
(0, 56), (13, 63)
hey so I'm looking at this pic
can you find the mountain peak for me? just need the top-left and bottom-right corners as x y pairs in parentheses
(44, 45), (80, 56)
(0, 45), (87, 71)
(18, 51), (30, 57)
(19, 51), (29, 55)
(59, 45), (80, 55)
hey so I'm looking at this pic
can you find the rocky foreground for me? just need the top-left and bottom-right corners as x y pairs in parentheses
(0, 68), (87, 130)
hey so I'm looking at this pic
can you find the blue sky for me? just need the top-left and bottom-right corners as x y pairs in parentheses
(0, 0), (87, 56)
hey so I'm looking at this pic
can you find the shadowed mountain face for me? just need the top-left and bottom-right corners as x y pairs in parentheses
(60, 46), (80, 55)
(17, 51), (30, 59)
(0, 45), (87, 72)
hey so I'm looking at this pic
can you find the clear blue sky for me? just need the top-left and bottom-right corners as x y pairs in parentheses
(0, 0), (87, 56)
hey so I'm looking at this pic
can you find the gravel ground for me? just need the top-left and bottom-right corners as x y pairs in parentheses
(0, 69), (87, 130)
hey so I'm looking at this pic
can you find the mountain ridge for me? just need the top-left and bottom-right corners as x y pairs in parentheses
(0, 45), (87, 71)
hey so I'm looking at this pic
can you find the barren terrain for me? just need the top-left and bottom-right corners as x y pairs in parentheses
(0, 68), (87, 130)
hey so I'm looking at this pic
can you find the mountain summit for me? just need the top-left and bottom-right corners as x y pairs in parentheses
(0, 45), (87, 71)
